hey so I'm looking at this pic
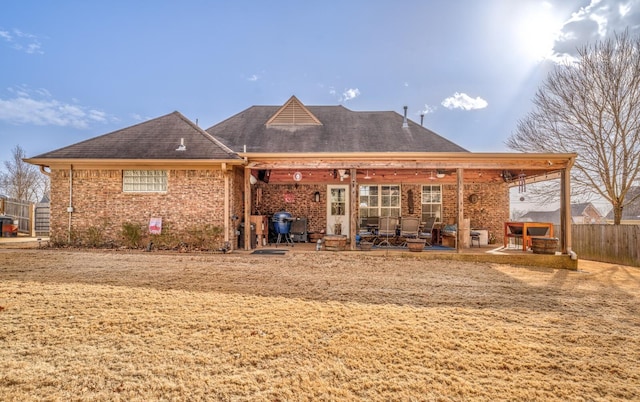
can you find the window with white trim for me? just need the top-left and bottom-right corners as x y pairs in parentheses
(359, 185), (401, 218)
(123, 170), (167, 192)
(421, 185), (442, 223)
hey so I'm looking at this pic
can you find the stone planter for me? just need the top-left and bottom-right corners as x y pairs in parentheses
(360, 241), (373, 251)
(324, 234), (347, 251)
(406, 238), (426, 252)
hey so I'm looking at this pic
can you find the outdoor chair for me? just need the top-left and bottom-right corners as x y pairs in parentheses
(399, 216), (420, 246)
(419, 216), (437, 246)
(377, 216), (398, 247)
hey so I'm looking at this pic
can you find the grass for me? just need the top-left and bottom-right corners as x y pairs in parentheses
(0, 249), (638, 401)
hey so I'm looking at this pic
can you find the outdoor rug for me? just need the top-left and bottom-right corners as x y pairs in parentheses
(251, 249), (288, 255)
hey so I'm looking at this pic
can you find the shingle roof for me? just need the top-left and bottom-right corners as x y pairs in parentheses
(30, 111), (239, 160)
(206, 100), (468, 153)
(520, 210), (561, 225)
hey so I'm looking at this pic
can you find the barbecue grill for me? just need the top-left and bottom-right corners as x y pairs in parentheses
(272, 211), (294, 247)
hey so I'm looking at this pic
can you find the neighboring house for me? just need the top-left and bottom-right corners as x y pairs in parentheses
(605, 187), (640, 224)
(25, 96), (577, 251)
(520, 202), (604, 225)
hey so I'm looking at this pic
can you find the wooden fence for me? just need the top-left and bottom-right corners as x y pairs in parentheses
(0, 198), (31, 233)
(572, 224), (640, 267)
(0, 198), (50, 236)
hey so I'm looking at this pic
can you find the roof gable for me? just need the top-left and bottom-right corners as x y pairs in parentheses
(30, 111), (240, 161)
(266, 95), (322, 126)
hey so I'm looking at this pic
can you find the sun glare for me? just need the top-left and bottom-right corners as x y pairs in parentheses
(516, 2), (564, 61)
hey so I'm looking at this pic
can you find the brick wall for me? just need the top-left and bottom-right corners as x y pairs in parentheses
(49, 168), (229, 245)
(49, 168), (510, 246)
(253, 183), (326, 234)
(253, 181), (510, 243)
(441, 182), (510, 243)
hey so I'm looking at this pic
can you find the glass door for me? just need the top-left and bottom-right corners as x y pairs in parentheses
(327, 185), (349, 236)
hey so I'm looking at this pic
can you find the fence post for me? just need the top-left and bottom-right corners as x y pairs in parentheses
(31, 204), (36, 237)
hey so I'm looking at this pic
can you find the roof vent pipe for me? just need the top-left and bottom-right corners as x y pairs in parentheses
(176, 138), (186, 151)
(402, 106), (409, 128)
(420, 113), (424, 126)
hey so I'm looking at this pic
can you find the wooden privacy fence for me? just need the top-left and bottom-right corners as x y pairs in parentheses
(0, 198), (50, 236)
(572, 224), (640, 267)
(0, 198), (31, 234)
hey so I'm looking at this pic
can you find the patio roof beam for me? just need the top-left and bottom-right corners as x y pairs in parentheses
(246, 160), (571, 171)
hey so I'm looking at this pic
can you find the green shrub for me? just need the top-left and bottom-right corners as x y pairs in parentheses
(150, 222), (181, 250)
(185, 224), (224, 250)
(121, 222), (143, 249)
(85, 219), (111, 247)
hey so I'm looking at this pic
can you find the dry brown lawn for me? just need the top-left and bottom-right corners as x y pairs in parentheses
(0, 247), (639, 401)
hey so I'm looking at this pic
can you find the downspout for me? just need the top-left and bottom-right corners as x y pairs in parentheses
(68, 165), (74, 243)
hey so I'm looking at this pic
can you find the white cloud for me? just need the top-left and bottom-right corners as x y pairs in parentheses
(0, 86), (108, 128)
(247, 74), (259, 82)
(0, 28), (44, 54)
(340, 88), (360, 102)
(441, 92), (488, 111)
(552, 0), (640, 60)
(421, 104), (437, 115)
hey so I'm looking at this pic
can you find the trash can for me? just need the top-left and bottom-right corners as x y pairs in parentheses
(0, 216), (14, 237)
(238, 223), (257, 249)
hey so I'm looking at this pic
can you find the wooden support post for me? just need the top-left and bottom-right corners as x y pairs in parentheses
(560, 168), (572, 254)
(350, 168), (357, 250)
(457, 168), (464, 253)
(244, 166), (252, 251)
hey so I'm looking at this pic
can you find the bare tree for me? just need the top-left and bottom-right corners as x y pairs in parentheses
(507, 31), (640, 224)
(0, 145), (47, 203)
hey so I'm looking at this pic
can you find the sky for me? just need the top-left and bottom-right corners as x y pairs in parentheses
(1, 0), (639, 211)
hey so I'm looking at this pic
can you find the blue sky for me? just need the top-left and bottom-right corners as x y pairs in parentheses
(1, 0), (639, 172)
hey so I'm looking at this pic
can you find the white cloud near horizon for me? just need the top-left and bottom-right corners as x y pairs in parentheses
(0, 87), (107, 129)
(340, 88), (360, 102)
(441, 92), (488, 111)
(421, 104), (437, 115)
(0, 28), (43, 54)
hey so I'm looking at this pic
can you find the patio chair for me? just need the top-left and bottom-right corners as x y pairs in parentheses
(419, 216), (437, 246)
(399, 216), (420, 246)
(377, 216), (398, 247)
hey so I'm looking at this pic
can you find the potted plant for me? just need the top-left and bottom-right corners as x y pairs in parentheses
(333, 216), (343, 235)
(360, 240), (374, 251)
(406, 238), (426, 252)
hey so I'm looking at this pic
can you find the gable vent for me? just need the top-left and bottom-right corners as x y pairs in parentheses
(266, 95), (322, 126)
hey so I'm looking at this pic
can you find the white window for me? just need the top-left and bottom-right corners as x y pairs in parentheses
(421, 185), (442, 223)
(123, 170), (167, 193)
(359, 185), (401, 218)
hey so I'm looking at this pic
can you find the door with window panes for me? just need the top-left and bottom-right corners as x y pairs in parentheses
(327, 185), (349, 236)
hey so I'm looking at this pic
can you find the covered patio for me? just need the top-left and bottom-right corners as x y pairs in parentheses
(240, 152), (576, 258)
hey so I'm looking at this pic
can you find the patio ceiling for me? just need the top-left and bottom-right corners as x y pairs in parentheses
(244, 152), (576, 185)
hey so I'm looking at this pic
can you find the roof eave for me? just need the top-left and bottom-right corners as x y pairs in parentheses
(24, 158), (244, 169)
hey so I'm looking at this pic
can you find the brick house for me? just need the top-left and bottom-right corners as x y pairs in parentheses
(26, 96), (577, 252)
